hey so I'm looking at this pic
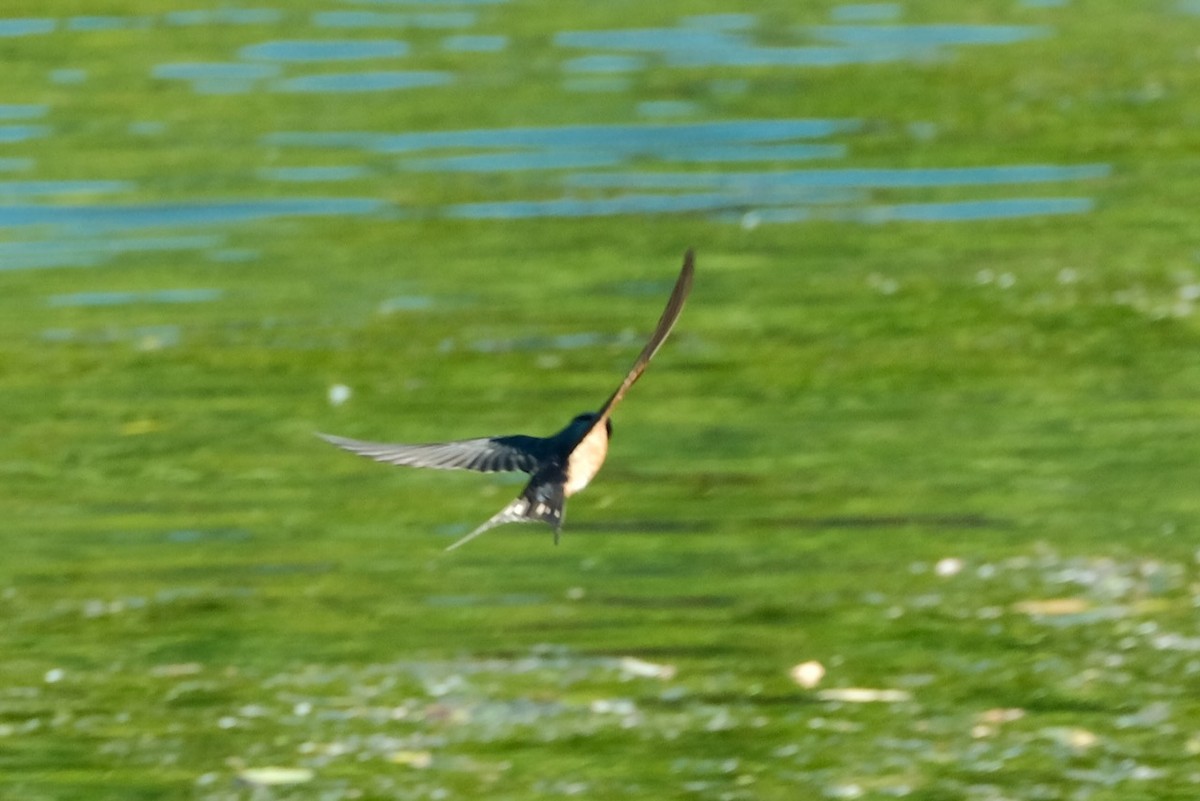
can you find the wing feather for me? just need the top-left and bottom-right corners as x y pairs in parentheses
(592, 249), (694, 426)
(317, 432), (548, 474)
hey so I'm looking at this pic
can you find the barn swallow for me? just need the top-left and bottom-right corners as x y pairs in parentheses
(319, 249), (695, 551)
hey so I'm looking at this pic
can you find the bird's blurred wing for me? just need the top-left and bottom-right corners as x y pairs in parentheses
(318, 432), (548, 474)
(593, 249), (694, 426)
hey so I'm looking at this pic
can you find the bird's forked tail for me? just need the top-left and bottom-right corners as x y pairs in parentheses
(444, 484), (565, 551)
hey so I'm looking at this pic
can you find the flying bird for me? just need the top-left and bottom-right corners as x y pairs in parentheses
(319, 249), (695, 551)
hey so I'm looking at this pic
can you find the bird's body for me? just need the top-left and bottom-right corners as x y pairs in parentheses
(319, 251), (694, 550)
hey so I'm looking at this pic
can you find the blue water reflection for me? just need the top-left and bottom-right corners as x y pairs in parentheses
(0, 198), (385, 232)
(566, 164), (1109, 190)
(0, 104), (48, 119)
(0, 180), (132, 199)
(0, 235), (223, 271)
(68, 16), (150, 31)
(267, 119), (860, 154)
(153, 62), (281, 94)
(275, 70), (452, 92)
(259, 165), (370, 182)
(0, 125), (50, 143)
(557, 17), (1051, 70)
(562, 55), (646, 73)
(449, 193), (786, 219)
(49, 289), (223, 307)
(0, 18), (55, 37)
(339, 0), (507, 5)
(240, 39), (411, 62)
(811, 24), (1050, 47)
(830, 4), (902, 22)
(442, 34), (508, 51)
(405, 151), (622, 172)
(725, 197), (1095, 225)
(49, 69), (87, 85)
(313, 11), (477, 28)
(636, 100), (699, 118)
(164, 9), (283, 26)
(680, 14), (757, 30)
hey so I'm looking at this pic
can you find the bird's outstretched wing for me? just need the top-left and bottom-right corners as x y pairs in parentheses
(317, 432), (549, 474)
(592, 249), (694, 427)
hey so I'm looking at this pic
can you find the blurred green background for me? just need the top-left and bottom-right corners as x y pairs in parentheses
(2, 1), (1200, 799)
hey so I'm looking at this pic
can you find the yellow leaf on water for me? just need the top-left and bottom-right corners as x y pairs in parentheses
(121, 419), (160, 436)
(237, 767), (314, 787)
(1012, 598), (1090, 616)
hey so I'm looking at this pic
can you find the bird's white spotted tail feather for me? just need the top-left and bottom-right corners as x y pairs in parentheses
(445, 483), (566, 551)
(445, 498), (534, 552)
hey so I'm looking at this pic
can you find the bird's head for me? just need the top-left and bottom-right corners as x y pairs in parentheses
(568, 412), (613, 438)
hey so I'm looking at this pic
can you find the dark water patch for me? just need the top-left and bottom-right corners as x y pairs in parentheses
(274, 70), (452, 92)
(568, 519), (713, 533)
(163, 8), (284, 26)
(583, 644), (738, 659)
(0, 197), (385, 232)
(0, 18), (55, 37)
(588, 594), (738, 609)
(468, 330), (640, 353)
(48, 289), (223, 307)
(240, 39), (410, 62)
(758, 513), (1011, 529)
(831, 4), (902, 21)
(0, 104), (47, 120)
(442, 34), (507, 51)
(258, 165), (369, 182)
(0, 180), (132, 199)
(89, 562), (338, 580)
(0, 125), (50, 143)
(424, 594), (546, 607)
(0, 234), (222, 271)
(313, 10), (477, 28)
